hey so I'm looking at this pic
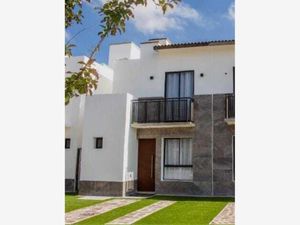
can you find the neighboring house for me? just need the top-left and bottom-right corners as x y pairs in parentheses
(65, 56), (114, 192)
(65, 38), (235, 197)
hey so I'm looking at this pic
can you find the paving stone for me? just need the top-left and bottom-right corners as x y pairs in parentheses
(210, 202), (235, 225)
(106, 200), (175, 225)
(78, 196), (111, 200)
(65, 199), (137, 224)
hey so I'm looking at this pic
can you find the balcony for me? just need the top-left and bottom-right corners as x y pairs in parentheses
(225, 94), (235, 125)
(131, 97), (195, 129)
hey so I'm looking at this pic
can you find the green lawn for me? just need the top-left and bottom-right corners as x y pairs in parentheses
(65, 195), (234, 225)
(135, 196), (233, 225)
(65, 194), (110, 212)
(75, 199), (158, 225)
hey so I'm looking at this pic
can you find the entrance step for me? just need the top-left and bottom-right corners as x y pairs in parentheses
(65, 199), (137, 224)
(106, 200), (175, 225)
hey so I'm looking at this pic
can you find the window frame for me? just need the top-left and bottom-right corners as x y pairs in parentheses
(95, 137), (103, 149)
(163, 138), (193, 181)
(65, 138), (71, 149)
(164, 70), (195, 98)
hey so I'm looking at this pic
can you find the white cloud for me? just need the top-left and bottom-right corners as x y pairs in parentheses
(131, 2), (203, 34)
(227, 2), (235, 21)
(93, 1), (202, 34)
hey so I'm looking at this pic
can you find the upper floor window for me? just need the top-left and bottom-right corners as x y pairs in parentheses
(65, 138), (71, 149)
(165, 71), (194, 98)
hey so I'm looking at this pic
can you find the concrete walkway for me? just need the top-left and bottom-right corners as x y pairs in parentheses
(78, 196), (111, 200)
(210, 202), (235, 225)
(106, 200), (175, 225)
(65, 199), (137, 224)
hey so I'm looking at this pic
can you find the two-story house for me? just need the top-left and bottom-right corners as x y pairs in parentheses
(65, 38), (235, 197)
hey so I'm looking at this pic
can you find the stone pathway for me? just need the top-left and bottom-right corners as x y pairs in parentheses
(106, 200), (175, 225)
(210, 202), (235, 225)
(65, 199), (138, 224)
(78, 196), (111, 200)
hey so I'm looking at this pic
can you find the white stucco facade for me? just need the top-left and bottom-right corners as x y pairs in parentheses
(80, 93), (137, 182)
(65, 38), (235, 196)
(111, 42), (234, 98)
(65, 56), (114, 181)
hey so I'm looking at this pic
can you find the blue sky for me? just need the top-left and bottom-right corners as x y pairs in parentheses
(66, 0), (235, 64)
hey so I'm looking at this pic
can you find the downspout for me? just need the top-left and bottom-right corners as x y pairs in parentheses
(74, 95), (86, 193)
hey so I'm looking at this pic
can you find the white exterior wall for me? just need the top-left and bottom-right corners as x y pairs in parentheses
(94, 63), (114, 94)
(65, 55), (114, 95)
(65, 56), (114, 180)
(65, 96), (84, 179)
(123, 93), (138, 181)
(80, 93), (137, 182)
(108, 42), (141, 67)
(112, 44), (234, 97)
(65, 41), (234, 189)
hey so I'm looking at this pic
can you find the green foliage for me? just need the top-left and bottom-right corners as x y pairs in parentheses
(65, 0), (90, 28)
(65, 58), (99, 105)
(65, 43), (76, 57)
(65, 0), (181, 105)
(65, 195), (109, 212)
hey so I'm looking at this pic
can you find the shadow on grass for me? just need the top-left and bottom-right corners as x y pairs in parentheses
(65, 192), (77, 196)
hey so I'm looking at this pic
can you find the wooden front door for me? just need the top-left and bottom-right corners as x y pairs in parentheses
(138, 139), (156, 192)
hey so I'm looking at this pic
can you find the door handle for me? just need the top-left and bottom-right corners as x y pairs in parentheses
(150, 155), (154, 178)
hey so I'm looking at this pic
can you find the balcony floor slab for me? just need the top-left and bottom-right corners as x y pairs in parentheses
(131, 122), (195, 129)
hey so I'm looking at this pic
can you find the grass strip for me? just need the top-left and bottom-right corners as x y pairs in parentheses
(74, 198), (158, 225)
(65, 195), (110, 212)
(134, 196), (234, 225)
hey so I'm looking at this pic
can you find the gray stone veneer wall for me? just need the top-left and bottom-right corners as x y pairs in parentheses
(125, 180), (138, 196)
(137, 94), (234, 196)
(78, 180), (138, 196)
(65, 179), (75, 193)
(79, 181), (124, 196)
(212, 95), (235, 196)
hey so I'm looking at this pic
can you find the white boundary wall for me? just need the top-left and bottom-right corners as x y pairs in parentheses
(65, 56), (114, 180)
(80, 93), (138, 182)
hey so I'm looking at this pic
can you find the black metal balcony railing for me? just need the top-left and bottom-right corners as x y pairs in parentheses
(132, 97), (194, 123)
(225, 94), (235, 119)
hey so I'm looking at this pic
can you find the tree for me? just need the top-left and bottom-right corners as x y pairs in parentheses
(65, 0), (181, 105)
